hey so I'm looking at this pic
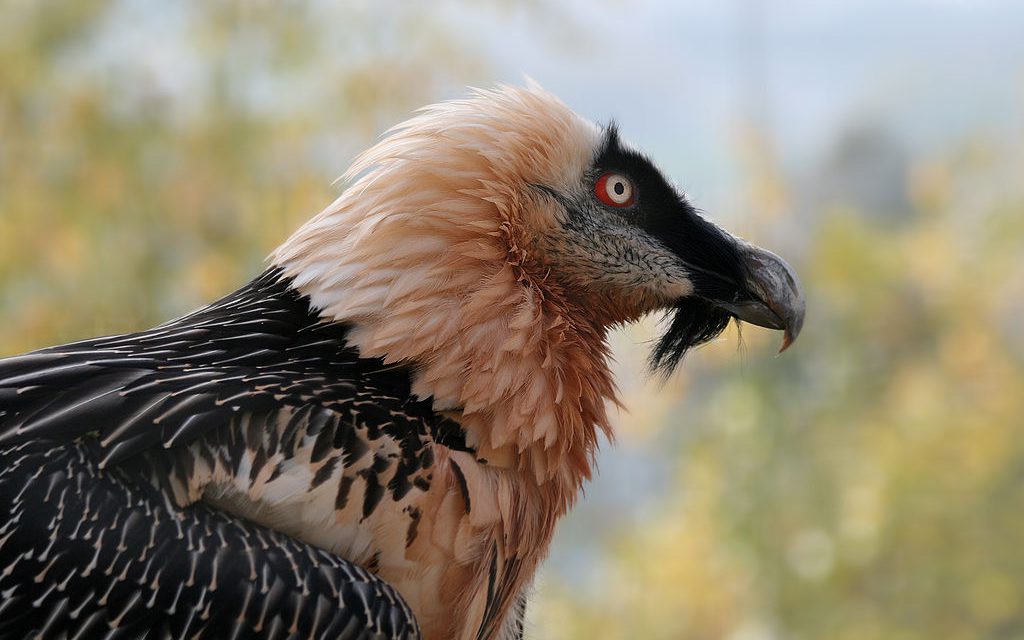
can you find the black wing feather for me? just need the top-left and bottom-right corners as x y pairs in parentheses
(0, 268), (468, 462)
(0, 268), (473, 639)
(0, 441), (419, 639)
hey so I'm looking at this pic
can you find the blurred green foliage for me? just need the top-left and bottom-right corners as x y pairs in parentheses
(0, 0), (487, 351)
(2, 2), (1023, 639)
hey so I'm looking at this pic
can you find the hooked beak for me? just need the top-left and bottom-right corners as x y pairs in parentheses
(714, 242), (806, 352)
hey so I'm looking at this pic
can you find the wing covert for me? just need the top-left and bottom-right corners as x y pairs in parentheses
(0, 268), (467, 469)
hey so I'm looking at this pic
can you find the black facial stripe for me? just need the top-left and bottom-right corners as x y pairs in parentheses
(594, 125), (747, 299)
(595, 125), (749, 374)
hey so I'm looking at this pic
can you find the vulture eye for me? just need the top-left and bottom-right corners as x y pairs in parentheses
(595, 172), (635, 207)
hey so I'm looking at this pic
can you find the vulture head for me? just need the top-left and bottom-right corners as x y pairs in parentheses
(275, 83), (804, 385)
(276, 82), (802, 368)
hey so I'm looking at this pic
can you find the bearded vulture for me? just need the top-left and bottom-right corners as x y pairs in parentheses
(0, 84), (804, 640)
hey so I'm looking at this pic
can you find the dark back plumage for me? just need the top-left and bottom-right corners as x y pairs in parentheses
(0, 268), (463, 465)
(0, 268), (477, 639)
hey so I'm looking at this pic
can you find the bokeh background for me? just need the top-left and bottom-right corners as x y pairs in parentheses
(2, 1), (1023, 638)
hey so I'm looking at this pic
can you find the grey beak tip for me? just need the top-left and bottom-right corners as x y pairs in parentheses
(735, 242), (806, 354)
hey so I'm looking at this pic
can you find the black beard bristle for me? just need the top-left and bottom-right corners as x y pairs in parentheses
(648, 299), (733, 376)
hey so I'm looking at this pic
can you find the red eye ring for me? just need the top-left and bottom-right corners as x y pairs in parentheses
(595, 172), (635, 207)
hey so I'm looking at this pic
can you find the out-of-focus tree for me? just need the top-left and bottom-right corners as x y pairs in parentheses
(0, 0), (502, 353)
(530, 133), (1024, 639)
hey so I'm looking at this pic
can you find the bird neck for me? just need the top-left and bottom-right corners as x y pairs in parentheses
(273, 212), (618, 510)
